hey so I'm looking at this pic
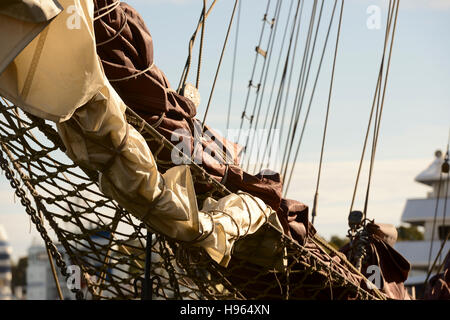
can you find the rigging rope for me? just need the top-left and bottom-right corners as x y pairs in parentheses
(201, 0), (240, 129)
(440, 144), (449, 253)
(177, 0), (219, 93)
(0, 97), (385, 300)
(279, 0), (320, 179)
(282, 0), (333, 193)
(255, 0), (305, 171)
(252, 0), (295, 171)
(0, 0), (398, 301)
(259, 0), (338, 174)
(226, 0), (242, 129)
(196, 0), (207, 89)
(348, 0), (398, 215)
(250, 0), (309, 173)
(362, 0), (400, 219)
(242, 0), (283, 171)
(237, 0), (274, 145)
(281, 0), (342, 194)
(425, 143), (450, 282)
(424, 201), (449, 290)
(309, 0), (345, 224)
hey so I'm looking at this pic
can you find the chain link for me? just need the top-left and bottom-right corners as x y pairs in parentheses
(0, 144), (84, 299)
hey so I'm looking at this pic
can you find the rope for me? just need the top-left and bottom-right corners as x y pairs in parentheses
(0, 96), (384, 300)
(177, 0), (219, 92)
(310, 0), (345, 224)
(0, 0), (393, 300)
(424, 231), (449, 288)
(196, 0), (207, 89)
(279, 0), (320, 179)
(431, 245), (450, 284)
(426, 169), (444, 275)
(282, 0), (338, 193)
(348, 71), (383, 213)
(312, 234), (386, 300)
(236, 0), (273, 145)
(253, 0), (305, 171)
(252, 0), (295, 171)
(94, 0), (120, 16)
(243, 0), (283, 172)
(109, 62), (154, 82)
(96, 9), (128, 47)
(93, 0), (121, 21)
(362, 0), (400, 219)
(425, 145), (449, 281)
(262, 1), (326, 172)
(45, 244), (64, 300)
(348, 0), (397, 214)
(201, 0), (240, 129)
(226, 0), (242, 129)
(439, 148), (450, 269)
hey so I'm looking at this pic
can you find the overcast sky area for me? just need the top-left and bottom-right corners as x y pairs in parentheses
(1, 0), (449, 262)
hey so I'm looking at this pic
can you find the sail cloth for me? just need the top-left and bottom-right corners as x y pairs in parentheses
(57, 79), (283, 267)
(94, 1), (243, 184)
(92, 0), (311, 243)
(424, 253), (450, 300)
(0, 0), (104, 122)
(0, 0), (63, 22)
(0, 0), (283, 267)
(341, 222), (412, 300)
(0, 0), (63, 74)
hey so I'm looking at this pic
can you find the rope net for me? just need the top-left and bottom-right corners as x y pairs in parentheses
(0, 99), (383, 300)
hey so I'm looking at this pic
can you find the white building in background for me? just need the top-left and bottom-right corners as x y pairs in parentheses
(27, 230), (128, 300)
(395, 150), (450, 296)
(26, 240), (76, 300)
(0, 224), (12, 300)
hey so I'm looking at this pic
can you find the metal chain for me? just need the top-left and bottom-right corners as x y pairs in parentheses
(0, 143), (84, 300)
(160, 238), (182, 299)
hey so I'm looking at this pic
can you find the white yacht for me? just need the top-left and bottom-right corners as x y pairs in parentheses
(395, 150), (450, 297)
(0, 224), (12, 300)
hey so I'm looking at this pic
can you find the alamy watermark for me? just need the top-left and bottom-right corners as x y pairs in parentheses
(170, 123), (281, 174)
(66, 4), (82, 30)
(366, 5), (381, 30)
(365, 264), (382, 290)
(66, 265), (81, 290)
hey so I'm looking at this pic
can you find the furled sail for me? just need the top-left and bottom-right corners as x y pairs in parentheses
(0, 0), (62, 74)
(0, 0), (283, 267)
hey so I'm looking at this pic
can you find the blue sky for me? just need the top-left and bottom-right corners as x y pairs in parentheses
(1, 0), (449, 261)
(127, 0), (450, 162)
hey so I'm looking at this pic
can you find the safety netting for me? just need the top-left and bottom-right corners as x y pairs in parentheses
(0, 99), (384, 300)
